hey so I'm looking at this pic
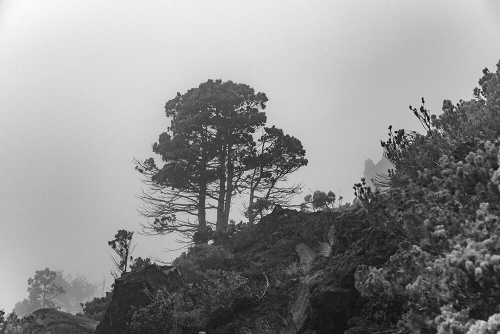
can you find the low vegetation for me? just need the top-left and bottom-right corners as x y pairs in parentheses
(355, 60), (500, 333)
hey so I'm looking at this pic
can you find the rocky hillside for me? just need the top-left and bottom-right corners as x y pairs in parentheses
(93, 204), (401, 334)
(215, 205), (401, 333)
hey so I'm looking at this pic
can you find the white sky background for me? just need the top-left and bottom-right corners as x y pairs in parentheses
(0, 0), (499, 312)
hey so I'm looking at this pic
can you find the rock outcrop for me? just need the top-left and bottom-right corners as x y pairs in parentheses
(363, 155), (393, 190)
(27, 308), (98, 333)
(96, 264), (182, 334)
(220, 207), (399, 333)
(92, 207), (400, 333)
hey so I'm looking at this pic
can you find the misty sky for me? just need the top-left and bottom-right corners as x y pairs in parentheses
(1, 0), (500, 312)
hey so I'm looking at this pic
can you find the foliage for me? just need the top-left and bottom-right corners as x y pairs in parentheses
(129, 271), (255, 333)
(77, 291), (113, 321)
(303, 190), (336, 211)
(12, 300), (36, 318)
(243, 126), (308, 224)
(0, 310), (4, 334)
(108, 229), (135, 278)
(136, 79), (269, 237)
(380, 122), (447, 189)
(0, 312), (22, 334)
(172, 243), (233, 284)
(317, 226), (335, 258)
(284, 257), (314, 277)
(434, 65), (500, 145)
(13, 268), (65, 316)
(52, 272), (98, 314)
(466, 313), (500, 334)
(14, 270), (99, 316)
(243, 197), (272, 224)
(128, 241), (286, 332)
(129, 256), (153, 272)
(0, 311), (49, 334)
(357, 145), (500, 332)
(356, 60), (500, 334)
(380, 61), (500, 191)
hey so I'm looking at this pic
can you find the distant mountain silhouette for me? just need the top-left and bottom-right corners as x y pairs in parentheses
(363, 154), (393, 190)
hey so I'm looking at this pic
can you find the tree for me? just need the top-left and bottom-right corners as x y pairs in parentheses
(108, 230), (135, 278)
(13, 299), (35, 317)
(78, 291), (113, 321)
(52, 272), (98, 314)
(303, 190), (336, 211)
(129, 257), (153, 272)
(136, 79), (268, 237)
(24, 268), (65, 311)
(243, 126), (308, 224)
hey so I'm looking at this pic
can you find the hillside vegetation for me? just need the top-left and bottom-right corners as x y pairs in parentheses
(126, 60), (500, 333)
(3, 60), (500, 334)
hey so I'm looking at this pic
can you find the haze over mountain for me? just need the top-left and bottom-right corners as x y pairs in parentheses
(364, 155), (393, 190)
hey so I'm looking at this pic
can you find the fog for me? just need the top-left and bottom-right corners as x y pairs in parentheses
(1, 0), (499, 312)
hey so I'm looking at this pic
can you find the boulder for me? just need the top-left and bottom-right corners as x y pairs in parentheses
(26, 308), (98, 333)
(96, 264), (182, 334)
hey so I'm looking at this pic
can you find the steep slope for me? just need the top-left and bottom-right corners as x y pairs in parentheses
(207, 205), (401, 333)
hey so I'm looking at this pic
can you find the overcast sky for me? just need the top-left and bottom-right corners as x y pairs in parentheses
(1, 0), (499, 312)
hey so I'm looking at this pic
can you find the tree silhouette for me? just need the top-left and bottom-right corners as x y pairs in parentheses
(27, 268), (65, 310)
(136, 79), (268, 237)
(243, 126), (307, 224)
(52, 272), (98, 313)
(303, 190), (336, 211)
(108, 230), (135, 278)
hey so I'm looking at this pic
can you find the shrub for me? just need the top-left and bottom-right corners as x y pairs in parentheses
(356, 61), (500, 333)
(0, 312), (42, 334)
(128, 271), (255, 333)
(284, 256), (314, 277)
(317, 226), (335, 257)
(77, 291), (113, 321)
(173, 243), (233, 284)
(357, 142), (500, 333)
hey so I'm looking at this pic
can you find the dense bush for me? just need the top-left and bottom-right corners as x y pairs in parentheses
(127, 243), (276, 332)
(172, 243), (233, 284)
(128, 271), (255, 333)
(356, 60), (500, 334)
(0, 312), (42, 334)
(77, 291), (113, 321)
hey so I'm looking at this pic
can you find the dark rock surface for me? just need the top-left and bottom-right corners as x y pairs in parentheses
(93, 208), (400, 333)
(95, 264), (182, 334)
(217, 208), (399, 333)
(28, 308), (98, 333)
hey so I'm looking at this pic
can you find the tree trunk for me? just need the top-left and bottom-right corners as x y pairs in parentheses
(198, 133), (208, 231)
(247, 171), (260, 225)
(216, 142), (227, 232)
(247, 163), (264, 225)
(223, 145), (234, 229)
(198, 187), (207, 230)
(248, 186), (256, 225)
